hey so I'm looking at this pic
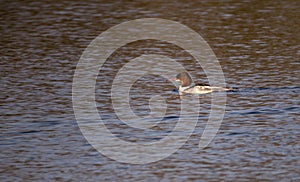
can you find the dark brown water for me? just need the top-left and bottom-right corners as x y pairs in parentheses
(1, 0), (300, 181)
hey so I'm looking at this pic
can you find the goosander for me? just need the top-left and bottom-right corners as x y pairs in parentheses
(171, 72), (232, 94)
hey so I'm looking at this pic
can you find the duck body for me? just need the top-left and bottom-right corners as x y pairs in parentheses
(178, 85), (214, 94)
(172, 72), (232, 94)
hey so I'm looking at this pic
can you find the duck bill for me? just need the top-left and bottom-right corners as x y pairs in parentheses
(168, 77), (179, 83)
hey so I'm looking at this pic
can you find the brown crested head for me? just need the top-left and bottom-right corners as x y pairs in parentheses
(176, 72), (192, 87)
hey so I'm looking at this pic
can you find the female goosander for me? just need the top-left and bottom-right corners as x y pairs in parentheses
(171, 72), (232, 94)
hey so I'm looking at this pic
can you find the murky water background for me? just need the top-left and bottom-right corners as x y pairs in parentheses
(1, 0), (300, 181)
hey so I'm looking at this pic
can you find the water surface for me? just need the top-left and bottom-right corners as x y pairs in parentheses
(1, 0), (299, 181)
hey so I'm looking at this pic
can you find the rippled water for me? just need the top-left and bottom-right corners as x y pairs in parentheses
(1, 1), (300, 181)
